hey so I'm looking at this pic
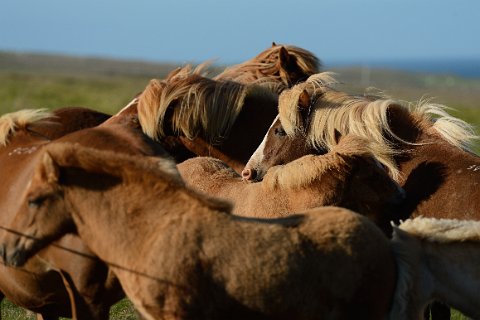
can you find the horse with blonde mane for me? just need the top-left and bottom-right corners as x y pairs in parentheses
(214, 42), (321, 92)
(0, 104), (170, 319)
(389, 217), (480, 319)
(0, 143), (396, 320)
(178, 134), (405, 235)
(136, 64), (279, 173)
(243, 72), (479, 221)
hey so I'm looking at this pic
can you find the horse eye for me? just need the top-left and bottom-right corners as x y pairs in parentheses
(274, 128), (287, 137)
(28, 197), (46, 208)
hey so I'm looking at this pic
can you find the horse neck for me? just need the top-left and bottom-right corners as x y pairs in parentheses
(396, 131), (480, 219)
(178, 136), (245, 173)
(421, 241), (480, 318)
(397, 128), (479, 173)
(178, 158), (241, 194)
(260, 152), (350, 215)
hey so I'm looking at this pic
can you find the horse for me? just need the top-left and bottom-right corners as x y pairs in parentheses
(136, 64), (280, 173)
(178, 134), (405, 235)
(214, 42), (321, 92)
(241, 72), (480, 318)
(0, 142), (396, 320)
(0, 104), (169, 319)
(242, 72), (479, 220)
(389, 217), (480, 319)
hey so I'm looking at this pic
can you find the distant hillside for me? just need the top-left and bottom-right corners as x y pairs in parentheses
(328, 58), (480, 78)
(0, 51), (180, 78)
(1, 50), (479, 110)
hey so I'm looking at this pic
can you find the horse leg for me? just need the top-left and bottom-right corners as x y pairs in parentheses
(58, 270), (78, 319)
(58, 270), (111, 320)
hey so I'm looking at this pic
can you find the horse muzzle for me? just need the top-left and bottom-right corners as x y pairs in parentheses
(5, 247), (29, 267)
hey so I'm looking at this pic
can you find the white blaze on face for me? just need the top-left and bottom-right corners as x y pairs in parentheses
(243, 115), (279, 172)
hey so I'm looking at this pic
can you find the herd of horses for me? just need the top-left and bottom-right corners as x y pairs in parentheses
(0, 43), (478, 319)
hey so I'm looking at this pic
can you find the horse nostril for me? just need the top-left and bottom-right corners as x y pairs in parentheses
(241, 168), (257, 181)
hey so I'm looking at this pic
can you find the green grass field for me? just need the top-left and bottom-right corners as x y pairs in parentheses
(0, 52), (479, 319)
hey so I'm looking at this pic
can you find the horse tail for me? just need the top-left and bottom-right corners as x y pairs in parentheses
(0, 109), (53, 146)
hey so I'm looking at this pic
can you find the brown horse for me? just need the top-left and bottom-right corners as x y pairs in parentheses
(178, 134), (405, 235)
(390, 217), (480, 319)
(214, 42), (321, 92)
(136, 64), (280, 173)
(0, 105), (169, 319)
(0, 143), (395, 320)
(242, 72), (479, 221)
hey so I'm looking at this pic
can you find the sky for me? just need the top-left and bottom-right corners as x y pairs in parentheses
(1, 0), (479, 66)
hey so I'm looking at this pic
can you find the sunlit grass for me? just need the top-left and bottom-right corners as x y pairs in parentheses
(0, 298), (138, 320)
(0, 72), (151, 115)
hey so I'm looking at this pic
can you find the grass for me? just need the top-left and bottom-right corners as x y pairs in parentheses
(0, 299), (473, 320)
(0, 72), (152, 115)
(0, 298), (139, 320)
(0, 53), (479, 319)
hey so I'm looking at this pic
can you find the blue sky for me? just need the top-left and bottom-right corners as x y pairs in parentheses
(1, 0), (479, 65)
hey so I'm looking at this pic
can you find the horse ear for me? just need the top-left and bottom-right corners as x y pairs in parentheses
(298, 89), (310, 111)
(36, 152), (60, 185)
(272, 41), (277, 47)
(278, 46), (292, 67)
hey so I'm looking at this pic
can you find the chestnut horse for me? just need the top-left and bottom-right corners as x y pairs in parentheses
(242, 72), (479, 221)
(0, 105), (169, 319)
(0, 143), (395, 320)
(242, 73), (479, 319)
(136, 64), (279, 173)
(214, 42), (321, 92)
(178, 135), (405, 235)
(390, 217), (480, 319)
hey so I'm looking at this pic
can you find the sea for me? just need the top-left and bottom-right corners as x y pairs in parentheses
(327, 58), (480, 78)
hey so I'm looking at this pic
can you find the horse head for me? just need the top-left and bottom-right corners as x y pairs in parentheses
(0, 148), (71, 267)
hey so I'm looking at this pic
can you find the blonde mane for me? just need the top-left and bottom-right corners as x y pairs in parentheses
(262, 135), (376, 190)
(278, 73), (479, 181)
(215, 44), (321, 91)
(137, 63), (276, 144)
(0, 109), (54, 146)
(397, 217), (480, 243)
